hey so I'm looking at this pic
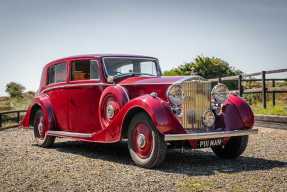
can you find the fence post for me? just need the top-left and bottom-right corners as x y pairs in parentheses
(0, 114), (2, 128)
(17, 111), (20, 125)
(262, 71), (267, 109)
(218, 77), (222, 83)
(238, 75), (243, 96)
(272, 80), (276, 106)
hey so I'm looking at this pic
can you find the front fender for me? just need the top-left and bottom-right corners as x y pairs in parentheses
(20, 94), (56, 131)
(223, 94), (254, 130)
(120, 95), (184, 134)
(92, 94), (185, 143)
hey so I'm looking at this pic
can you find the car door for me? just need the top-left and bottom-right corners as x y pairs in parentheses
(67, 59), (104, 133)
(45, 62), (69, 131)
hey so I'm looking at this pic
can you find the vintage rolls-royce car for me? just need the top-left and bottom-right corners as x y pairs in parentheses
(21, 54), (258, 168)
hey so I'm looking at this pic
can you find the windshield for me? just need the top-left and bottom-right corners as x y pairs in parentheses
(103, 57), (159, 77)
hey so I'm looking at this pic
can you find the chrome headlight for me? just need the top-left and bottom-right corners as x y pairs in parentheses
(211, 83), (229, 104)
(106, 102), (115, 119)
(167, 84), (183, 106)
(202, 110), (215, 127)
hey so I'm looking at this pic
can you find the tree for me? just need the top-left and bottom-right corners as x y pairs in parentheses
(163, 55), (242, 79)
(5, 82), (25, 98)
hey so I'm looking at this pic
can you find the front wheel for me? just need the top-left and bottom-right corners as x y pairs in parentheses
(128, 112), (167, 168)
(33, 110), (55, 147)
(211, 136), (248, 159)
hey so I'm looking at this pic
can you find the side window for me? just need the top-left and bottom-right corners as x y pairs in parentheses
(47, 66), (55, 84)
(90, 60), (99, 79)
(47, 63), (67, 84)
(140, 61), (157, 75)
(71, 60), (99, 80)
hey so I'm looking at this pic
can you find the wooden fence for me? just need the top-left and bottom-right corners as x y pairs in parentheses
(0, 68), (286, 129)
(0, 110), (26, 130)
(209, 68), (287, 109)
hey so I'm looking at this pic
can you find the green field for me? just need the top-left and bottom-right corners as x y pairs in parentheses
(1, 93), (286, 116)
(251, 102), (287, 116)
(0, 94), (33, 112)
(246, 92), (287, 116)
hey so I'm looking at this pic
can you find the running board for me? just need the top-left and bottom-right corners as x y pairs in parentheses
(47, 130), (93, 138)
(164, 129), (258, 141)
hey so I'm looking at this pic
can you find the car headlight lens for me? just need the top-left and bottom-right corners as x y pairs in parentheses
(106, 102), (115, 119)
(211, 83), (229, 104)
(202, 110), (215, 127)
(167, 84), (183, 106)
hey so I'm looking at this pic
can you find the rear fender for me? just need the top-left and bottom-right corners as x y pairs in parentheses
(20, 94), (56, 131)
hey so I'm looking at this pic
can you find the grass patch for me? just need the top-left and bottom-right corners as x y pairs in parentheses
(251, 101), (287, 116)
(9, 97), (32, 110)
(176, 178), (215, 192)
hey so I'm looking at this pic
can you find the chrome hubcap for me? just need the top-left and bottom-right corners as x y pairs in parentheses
(38, 117), (44, 137)
(137, 134), (146, 148)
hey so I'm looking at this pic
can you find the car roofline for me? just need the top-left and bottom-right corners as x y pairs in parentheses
(50, 54), (156, 62)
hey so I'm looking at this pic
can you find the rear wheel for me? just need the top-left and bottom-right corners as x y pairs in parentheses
(33, 110), (55, 147)
(211, 136), (248, 159)
(128, 112), (167, 168)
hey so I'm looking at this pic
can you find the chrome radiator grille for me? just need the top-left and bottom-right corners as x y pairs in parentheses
(182, 80), (211, 129)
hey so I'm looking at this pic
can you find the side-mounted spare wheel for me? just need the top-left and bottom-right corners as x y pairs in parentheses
(128, 112), (167, 168)
(211, 136), (248, 159)
(33, 110), (55, 147)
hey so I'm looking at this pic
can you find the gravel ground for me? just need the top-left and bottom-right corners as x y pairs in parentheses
(0, 127), (286, 192)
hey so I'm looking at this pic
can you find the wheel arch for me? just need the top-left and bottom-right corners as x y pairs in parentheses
(99, 85), (129, 129)
(29, 104), (42, 127)
(21, 95), (57, 131)
(121, 107), (148, 139)
(119, 95), (185, 140)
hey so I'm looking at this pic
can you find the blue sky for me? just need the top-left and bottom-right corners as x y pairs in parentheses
(0, 0), (286, 95)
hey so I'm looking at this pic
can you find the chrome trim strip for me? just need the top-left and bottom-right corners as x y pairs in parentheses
(164, 128), (258, 141)
(41, 83), (109, 93)
(47, 130), (93, 138)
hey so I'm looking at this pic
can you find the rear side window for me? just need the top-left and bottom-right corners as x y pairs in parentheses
(71, 60), (99, 80)
(47, 63), (67, 84)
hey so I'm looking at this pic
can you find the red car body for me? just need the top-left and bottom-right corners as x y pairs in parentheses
(21, 54), (258, 168)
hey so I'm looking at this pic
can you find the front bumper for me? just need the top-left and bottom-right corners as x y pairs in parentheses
(164, 128), (258, 141)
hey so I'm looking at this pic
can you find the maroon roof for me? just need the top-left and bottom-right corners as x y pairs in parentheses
(49, 54), (157, 64)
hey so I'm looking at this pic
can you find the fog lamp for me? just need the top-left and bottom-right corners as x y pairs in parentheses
(202, 110), (215, 128)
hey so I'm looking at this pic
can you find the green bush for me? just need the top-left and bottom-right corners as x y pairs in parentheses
(5, 82), (25, 98)
(163, 55), (241, 90)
